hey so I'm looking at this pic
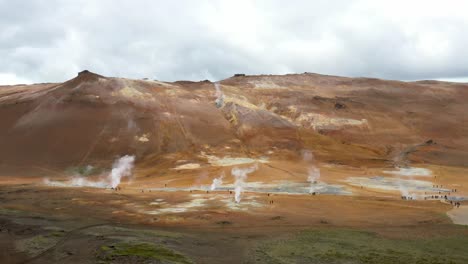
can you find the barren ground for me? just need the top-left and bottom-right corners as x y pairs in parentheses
(1, 72), (467, 263)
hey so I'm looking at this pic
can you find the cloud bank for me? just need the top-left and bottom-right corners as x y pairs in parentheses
(1, 0), (468, 84)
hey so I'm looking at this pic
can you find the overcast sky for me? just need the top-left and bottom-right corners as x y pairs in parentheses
(1, 0), (468, 85)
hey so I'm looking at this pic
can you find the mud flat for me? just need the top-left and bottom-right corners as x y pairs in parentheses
(1, 181), (468, 263)
(383, 167), (432, 177)
(144, 194), (264, 215)
(346, 176), (448, 195)
(148, 180), (350, 195)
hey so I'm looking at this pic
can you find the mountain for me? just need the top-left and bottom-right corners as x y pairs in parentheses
(0, 71), (467, 176)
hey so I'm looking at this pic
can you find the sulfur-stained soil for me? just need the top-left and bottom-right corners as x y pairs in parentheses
(1, 71), (468, 263)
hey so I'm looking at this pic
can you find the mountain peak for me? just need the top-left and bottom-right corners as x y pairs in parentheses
(76, 70), (105, 80)
(61, 70), (106, 88)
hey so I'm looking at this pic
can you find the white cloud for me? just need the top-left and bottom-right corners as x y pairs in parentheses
(0, 0), (467, 84)
(0, 73), (31, 85)
(435, 77), (468, 83)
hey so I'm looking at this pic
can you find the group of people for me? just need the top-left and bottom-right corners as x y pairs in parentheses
(266, 193), (274, 204)
(449, 200), (462, 208)
(427, 182), (462, 203)
(426, 194), (448, 200)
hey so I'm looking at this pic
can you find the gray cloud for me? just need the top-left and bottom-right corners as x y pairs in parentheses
(1, 0), (468, 84)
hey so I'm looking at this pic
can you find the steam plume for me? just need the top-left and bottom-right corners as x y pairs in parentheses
(210, 172), (225, 191)
(70, 176), (107, 188)
(303, 149), (321, 193)
(398, 179), (409, 197)
(214, 82), (225, 108)
(109, 155), (135, 188)
(307, 167), (321, 193)
(44, 155), (135, 188)
(232, 164), (258, 203)
(396, 167), (414, 199)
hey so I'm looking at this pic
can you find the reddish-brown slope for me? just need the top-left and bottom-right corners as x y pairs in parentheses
(0, 71), (467, 175)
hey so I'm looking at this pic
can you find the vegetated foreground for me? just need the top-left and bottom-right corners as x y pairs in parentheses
(0, 71), (467, 263)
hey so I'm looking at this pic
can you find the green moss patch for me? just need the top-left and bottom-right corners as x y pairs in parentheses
(254, 229), (468, 264)
(15, 233), (62, 256)
(98, 242), (192, 264)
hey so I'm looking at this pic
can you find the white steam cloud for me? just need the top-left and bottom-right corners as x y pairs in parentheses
(398, 179), (410, 198)
(307, 167), (321, 193)
(70, 176), (107, 188)
(232, 164), (258, 203)
(303, 149), (321, 193)
(394, 167), (419, 200)
(43, 155), (135, 188)
(109, 155), (136, 188)
(210, 172), (225, 191)
(214, 82), (225, 108)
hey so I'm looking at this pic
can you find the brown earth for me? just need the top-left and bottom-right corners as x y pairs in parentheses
(1, 71), (467, 174)
(0, 71), (467, 263)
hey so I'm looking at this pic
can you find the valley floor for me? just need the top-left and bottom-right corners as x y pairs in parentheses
(1, 160), (467, 263)
(0, 168), (467, 264)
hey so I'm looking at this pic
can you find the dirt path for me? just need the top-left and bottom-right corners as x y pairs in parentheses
(447, 205), (468, 225)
